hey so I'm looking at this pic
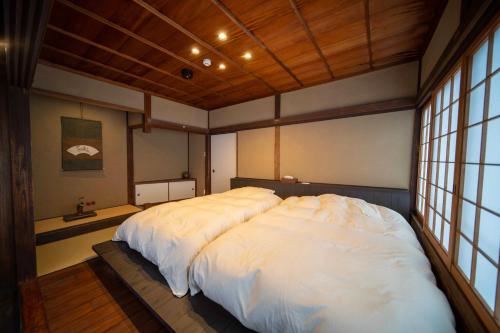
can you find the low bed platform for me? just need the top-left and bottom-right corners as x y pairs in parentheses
(93, 179), (411, 332)
(93, 241), (252, 333)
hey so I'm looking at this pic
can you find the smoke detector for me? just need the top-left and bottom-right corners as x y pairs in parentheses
(203, 58), (212, 67)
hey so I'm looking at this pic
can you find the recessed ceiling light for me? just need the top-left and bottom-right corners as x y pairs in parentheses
(191, 47), (200, 55)
(242, 52), (252, 60)
(218, 32), (228, 41)
(218, 63), (226, 70)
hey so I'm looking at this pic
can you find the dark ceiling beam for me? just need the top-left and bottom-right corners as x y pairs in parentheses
(41, 44), (205, 106)
(288, 0), (334, 79)
(56, 0), (239, 93)
(363, 0), (374, 69)
(38, 60), (208, 109)
(46, 24), (223, 100)
(132, 0), (277, 94)
(211, 0), (304, 88)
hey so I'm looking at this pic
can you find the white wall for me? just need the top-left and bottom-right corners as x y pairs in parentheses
(282, 62), (418, 116)
(33, 63), (210, 128)
(33, 64), (144, 111)
(421, 0), (461, 86)
(209, 62), (418, 126)
(151, 96), (208, 128)
(209, 96), (275, 128)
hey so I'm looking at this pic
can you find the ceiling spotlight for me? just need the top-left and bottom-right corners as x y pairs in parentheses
(191, 47), (200, 55)
(242, 52), (252, 60)
(203, 58), (212, 67)
(181, 68), (193, 80)
(218, 32), (228, 41)
(218, 63), (226, 70)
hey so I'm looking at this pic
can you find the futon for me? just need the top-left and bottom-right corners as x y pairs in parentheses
(189, 194), (455, 333)
(113, 187), (281, 297)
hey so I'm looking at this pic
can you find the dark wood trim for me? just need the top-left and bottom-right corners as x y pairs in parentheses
(288, 0), (333, 78)
(210, 97), (416, 134)
(41, 44), (198, 103)
(274, 94), (281, 180)
(235, 131), (239, 177)
(0, 46), (19, 333)
(143, 93), (152, 133)
(126, 118), (134, 204)
(419, 0), (449, 58)
(36, 213), (136, 245)
(211, 0), (303, 88)
(409, 107), (422, 214)
(46, 25), (218, 101)
(8, 87), (37, 283)
(134, 178), (196, 185)
(32, 87), (144, 113)
(150, 118), (209, 135)
(274, 94), (281, 119)
(274, 126), (280, 180)
(363, 0), (373, 69)
(19, 279), (49, 333)
(129, 123), (143, 130)
(55, 0), (237, 91)
(132, 0), (276, 94)
(409, 215), (488, 333)
(187, 132), (190, 175)
(205, 134), (211, 195)
(417, 0), (499, 106)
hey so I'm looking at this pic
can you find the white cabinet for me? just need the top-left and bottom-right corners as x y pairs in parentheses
(169, 180), (196, 201)
(135, 179), (196, 205)
(135, 182), (169, 205)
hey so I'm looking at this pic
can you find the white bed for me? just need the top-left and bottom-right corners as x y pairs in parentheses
(189, 194), (455, 333)
(113, 186), (282, 297)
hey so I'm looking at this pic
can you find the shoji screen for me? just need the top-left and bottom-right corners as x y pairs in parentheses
(416, 104), (431, 217)
(456, 28), (499, 313)
(427, 68), (461, 253)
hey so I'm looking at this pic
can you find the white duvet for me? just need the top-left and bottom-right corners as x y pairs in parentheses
(189, 194), (455, 333)
(113, 187), (281, 297)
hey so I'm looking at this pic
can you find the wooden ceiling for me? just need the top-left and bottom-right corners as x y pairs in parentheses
(40, 0), (446, 110)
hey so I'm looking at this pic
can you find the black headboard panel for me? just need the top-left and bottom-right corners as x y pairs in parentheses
(231, 178), (410, 220)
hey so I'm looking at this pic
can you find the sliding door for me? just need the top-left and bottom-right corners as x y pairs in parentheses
(211, 133), (236, 193)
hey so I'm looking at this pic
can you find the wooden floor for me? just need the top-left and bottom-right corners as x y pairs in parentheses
(38, 258), (165, 332)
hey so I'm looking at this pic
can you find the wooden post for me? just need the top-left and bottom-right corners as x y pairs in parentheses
(143, 93), (152, 133)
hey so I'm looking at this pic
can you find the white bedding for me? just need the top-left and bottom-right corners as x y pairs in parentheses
(189, 194), (455, 333)
(113, 187), (281, 297)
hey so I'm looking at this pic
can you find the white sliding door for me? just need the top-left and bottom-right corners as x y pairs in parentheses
(211, 133), (236, 193)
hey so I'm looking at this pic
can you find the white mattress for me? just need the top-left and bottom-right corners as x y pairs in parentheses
(113, 187), (282, 297)
(189, 194), (455, 333)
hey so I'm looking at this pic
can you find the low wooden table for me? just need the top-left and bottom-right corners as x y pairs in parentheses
(35, 205), (142, 276)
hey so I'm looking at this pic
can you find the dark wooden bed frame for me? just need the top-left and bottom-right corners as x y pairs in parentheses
(93, 177), (410, 332)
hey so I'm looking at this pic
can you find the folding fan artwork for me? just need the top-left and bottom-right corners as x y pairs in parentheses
(61, 117), (103, 171)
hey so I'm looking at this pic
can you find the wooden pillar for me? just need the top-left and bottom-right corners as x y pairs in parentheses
(0, 51), (19, 333)
(143, 93), (152, 133)
(274, 94), (281, 180)
(1, 0), (54, 330)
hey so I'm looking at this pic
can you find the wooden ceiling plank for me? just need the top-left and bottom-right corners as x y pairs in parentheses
(132, 0), (277, 94)
(37, 59), (208, 109)
(211, 0), (303, 88)
(46, 24), (225, 99)
(56, 0), (235, 89)
(363, 0), (374, 69)
(41, 44), (205, 104)
(288, 0), (334, 79)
